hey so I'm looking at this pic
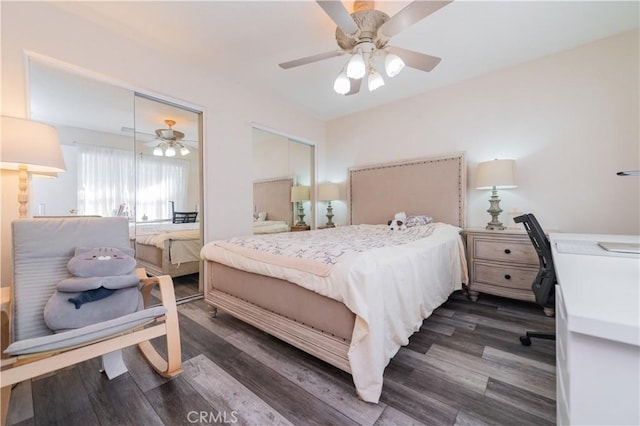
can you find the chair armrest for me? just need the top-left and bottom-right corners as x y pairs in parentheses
(136, 268), (178, 312)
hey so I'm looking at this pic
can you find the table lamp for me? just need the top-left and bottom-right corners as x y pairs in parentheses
(290, 185), (310, 226)
(318, 183), (340, 227)
(1, 116), (66, 218)
(475, 159), (517, 230)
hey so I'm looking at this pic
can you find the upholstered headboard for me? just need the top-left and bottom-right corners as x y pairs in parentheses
(253, 177), (294, 224)
(349, 153), (466, 227)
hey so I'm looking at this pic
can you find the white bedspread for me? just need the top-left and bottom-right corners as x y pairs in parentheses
(200, 223), (468, 403)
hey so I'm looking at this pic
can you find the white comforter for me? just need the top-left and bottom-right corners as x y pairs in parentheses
(200, 223), (468, 403)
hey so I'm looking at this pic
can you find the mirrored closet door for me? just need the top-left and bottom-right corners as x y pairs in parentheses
(252, 127), (315, 233)
(28, 58), (203, 302)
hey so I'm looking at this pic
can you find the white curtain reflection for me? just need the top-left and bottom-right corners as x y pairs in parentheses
(136, 154), (189, 221)
(77, 145), (135, 217)
(77, 145), (189, 220)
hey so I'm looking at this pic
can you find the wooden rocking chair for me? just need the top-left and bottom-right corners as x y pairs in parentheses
(0, 217), (182, 425)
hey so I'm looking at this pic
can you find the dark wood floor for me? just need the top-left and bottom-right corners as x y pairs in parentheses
(6, 291), (556, 426)
(167, 273), (201, 301)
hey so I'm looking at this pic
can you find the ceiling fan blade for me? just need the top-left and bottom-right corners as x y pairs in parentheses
(345, 78), (361, 96)
(316, 1), (359, 35)
(387, 46), (441, 72)
(279, 50), (345, 69)
(378, 1), (451, 40)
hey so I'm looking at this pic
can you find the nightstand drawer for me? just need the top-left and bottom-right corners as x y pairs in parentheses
(474, 262), (538, 291)
(474, 239), (538, 265)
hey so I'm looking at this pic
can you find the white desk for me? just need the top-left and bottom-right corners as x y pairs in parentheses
(551, 233), (640, 426)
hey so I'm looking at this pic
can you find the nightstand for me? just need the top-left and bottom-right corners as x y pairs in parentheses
(290, 225), (311, 232)
(464, 228), (546, 310)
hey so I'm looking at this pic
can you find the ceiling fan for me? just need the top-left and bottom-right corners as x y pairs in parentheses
(123, 119), (198, 157)
(279, 0), (451, 95)
(149, 120), (192, 157)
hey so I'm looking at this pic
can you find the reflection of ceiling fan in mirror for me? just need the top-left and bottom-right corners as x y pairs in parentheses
(122, 119), (198, 157)
(279, 0), (451, 95)
(149, 119), (192, 157)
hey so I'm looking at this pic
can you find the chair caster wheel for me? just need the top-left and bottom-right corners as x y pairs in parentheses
(520, 336), (532, 346)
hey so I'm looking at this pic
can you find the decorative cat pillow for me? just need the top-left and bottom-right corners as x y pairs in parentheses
(59, 247), (139, 307)
(44, 247), (142, 332)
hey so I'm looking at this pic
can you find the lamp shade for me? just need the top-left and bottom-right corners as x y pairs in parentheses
(318, 183), (340, 201)
(290, 185), (310, 202)
(476, 159), (517, 189)
(1, 116), (66, 172)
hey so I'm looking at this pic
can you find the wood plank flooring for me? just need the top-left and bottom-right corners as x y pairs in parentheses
(5, 291), (556, 426)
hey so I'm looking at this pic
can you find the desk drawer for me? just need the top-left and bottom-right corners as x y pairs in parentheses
(474, 239), (538, 265)
(474, 262), (538, 291)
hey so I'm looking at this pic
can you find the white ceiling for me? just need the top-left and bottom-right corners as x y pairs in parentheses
(43, 1), (640, 122)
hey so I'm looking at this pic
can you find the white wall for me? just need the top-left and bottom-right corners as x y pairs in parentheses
(325, 30), (639, 234)
(1, 2), (325, 285)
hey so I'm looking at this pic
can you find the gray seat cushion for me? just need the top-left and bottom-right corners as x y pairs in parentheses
(4, 306), (166, 355)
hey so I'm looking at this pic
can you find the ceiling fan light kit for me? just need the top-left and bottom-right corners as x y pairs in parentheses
(333, 70), (351, 94)
(384, 52), (405, 77)
(150, 119), (192, 157)
(346, 52), (366, 79)
(281, 0), (451, 96)
(367, 67), (384, 91)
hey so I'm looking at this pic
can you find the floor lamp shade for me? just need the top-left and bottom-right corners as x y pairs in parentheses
(1, 116), (66, 218)
(1, 116), (66, 173)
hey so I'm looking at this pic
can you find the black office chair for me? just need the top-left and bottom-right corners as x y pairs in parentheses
(514, 213), (556, 346)
(173, 211), (198, 223)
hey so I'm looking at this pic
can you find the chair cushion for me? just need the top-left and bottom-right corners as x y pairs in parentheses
(4, 306), (166, 355)
(12, 217), (131, 341)
(44, 286), (143, 332)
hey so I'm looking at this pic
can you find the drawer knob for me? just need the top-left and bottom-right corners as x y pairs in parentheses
(504, 274), (512, 280)
(504, 249), (511, 254)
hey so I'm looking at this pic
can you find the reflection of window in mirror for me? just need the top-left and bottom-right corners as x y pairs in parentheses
(29, 59), (135, 217)
(252, 127), (315, 231)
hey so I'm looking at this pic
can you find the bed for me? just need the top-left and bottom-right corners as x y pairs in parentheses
(253, 177), (293, 234)
(134, 221), (201, 278)
(201, 153), (467, 403)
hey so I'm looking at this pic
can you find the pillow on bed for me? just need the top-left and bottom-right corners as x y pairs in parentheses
(405, 215), (433, 228)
